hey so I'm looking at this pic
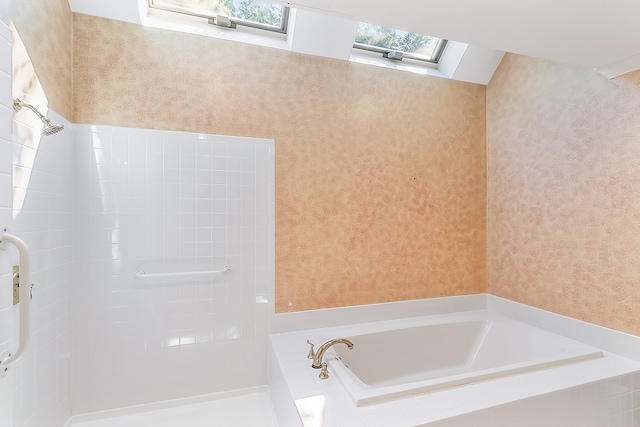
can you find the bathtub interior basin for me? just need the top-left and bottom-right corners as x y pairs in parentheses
(323, 312), (604, 406)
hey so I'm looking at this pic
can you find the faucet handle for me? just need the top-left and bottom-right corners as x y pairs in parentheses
(306, 340), (315, 359)
(319, 362), (329, 379)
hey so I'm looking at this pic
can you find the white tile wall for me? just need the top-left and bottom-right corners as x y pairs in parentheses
(71, 125), (275, 414)
(9, 105), (73, 427)
(0, 16), (13, 427)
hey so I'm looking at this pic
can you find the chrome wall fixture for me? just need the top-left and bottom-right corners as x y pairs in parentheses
(0, 228), (32, 373)
(13, 97), (64, 136)
(134, 265), (231, 279)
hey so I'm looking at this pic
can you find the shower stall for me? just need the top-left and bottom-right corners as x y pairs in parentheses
(2, 73), (275, 427)
(2, 113), (276, 426)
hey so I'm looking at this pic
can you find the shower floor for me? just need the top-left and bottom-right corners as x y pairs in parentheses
(68, 390), (277, 427)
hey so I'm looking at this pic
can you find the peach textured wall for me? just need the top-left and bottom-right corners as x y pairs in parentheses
(11, 0), (73, 119)
(73, 14), (487, 312)
(487, 53), (640, 335)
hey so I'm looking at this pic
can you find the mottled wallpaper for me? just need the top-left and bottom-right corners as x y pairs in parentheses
(11, 0), (73, 119)
(73, 14), (487, 312)
(487, 53), (640, 335)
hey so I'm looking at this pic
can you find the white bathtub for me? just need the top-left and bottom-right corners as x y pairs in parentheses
(311, 311), (604, 406)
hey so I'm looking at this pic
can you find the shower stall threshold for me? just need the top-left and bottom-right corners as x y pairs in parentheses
(65, 387), (277, 427)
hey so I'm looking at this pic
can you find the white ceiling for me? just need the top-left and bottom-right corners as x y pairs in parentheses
(68, 0), (640, 78)
(285, 0), (640, 72)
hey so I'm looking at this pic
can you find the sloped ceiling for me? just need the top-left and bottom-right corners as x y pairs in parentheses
(69, 0), (640, 76)
(286, 0), (640, 71)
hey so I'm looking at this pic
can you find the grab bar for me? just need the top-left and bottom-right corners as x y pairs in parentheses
(134, 265), (230, 279)
(0, 230), (31, 369)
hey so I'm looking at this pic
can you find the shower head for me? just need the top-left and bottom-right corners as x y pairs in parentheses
(13, 98), (64, 136)
(41, 118), (64, 136)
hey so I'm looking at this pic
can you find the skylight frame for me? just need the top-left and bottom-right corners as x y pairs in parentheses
(353, 22), (448, 64)
(148, 0), (290, 34)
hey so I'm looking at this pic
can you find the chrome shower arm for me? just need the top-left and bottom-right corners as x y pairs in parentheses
(13, 98), (47, 121)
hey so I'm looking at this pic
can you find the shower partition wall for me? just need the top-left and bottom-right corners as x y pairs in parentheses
(71, 125), (275, 414)
(0, 17), (13, 427)
(9, 106), (73, 427)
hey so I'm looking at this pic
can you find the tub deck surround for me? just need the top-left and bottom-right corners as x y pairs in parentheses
(268, 297), (640, 426)
(269, 324), (639, 426)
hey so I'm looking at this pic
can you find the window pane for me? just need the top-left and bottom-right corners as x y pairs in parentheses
(150, 0), (286, 29)
(354, 22), (445, 62)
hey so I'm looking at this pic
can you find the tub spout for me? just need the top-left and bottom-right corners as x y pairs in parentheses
(311, 338), (353, 369)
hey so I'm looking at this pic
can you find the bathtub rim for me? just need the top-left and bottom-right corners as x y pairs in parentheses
(273, 293), (640, 363)
(305, 310), (605, 406)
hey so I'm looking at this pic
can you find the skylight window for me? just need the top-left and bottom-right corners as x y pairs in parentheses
(354, 22), (447, 63)
(148, 0), (289, 33)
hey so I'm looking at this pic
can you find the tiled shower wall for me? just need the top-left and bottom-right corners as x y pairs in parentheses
(71, 125), (275, 414)
(9, 104), (73, 427)
(0, 12), (13, 427)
